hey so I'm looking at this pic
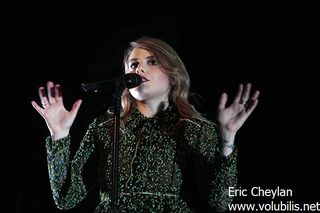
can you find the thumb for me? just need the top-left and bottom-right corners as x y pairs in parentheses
(31, 100), (45, 116)
(218, 93), (228, 110)
(70, 99), (82, 117)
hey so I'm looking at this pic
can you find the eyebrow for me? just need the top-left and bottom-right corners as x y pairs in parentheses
(129, 55), (156, 63)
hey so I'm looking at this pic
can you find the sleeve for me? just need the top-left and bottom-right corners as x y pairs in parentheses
(209, 141), (237, 212)
(45, 119), (99, 210)
(182, 120), (237, 212)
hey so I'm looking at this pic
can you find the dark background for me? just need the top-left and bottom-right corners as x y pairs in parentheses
(4, 1), (319, 212)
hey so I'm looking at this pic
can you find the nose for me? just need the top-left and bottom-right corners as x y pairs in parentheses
(135, 64), (145, 74)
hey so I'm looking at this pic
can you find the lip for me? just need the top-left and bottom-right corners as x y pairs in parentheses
(140, 75), (150, 83)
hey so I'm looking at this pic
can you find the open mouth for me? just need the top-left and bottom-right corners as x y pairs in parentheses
(141, 76), (149, 82)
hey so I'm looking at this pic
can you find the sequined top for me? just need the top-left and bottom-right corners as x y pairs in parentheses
(46, 105), (237, 212)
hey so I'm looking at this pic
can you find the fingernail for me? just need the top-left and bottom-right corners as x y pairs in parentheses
(50, 87), (55, 97)
(56, 85), (62, 96)
(39, 87), (46, 97)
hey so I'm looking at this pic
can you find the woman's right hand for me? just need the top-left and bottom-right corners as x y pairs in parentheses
(31, 81), (82, 141)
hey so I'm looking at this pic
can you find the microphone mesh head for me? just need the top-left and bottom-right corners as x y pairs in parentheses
(124, 73), (142, 88)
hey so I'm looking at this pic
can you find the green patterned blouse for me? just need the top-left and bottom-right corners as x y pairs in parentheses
(46, 105), (237, 212)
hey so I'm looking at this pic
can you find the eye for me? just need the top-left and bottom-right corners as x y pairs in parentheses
(129, 62), (139, 70)
(147, 58), (158, 65)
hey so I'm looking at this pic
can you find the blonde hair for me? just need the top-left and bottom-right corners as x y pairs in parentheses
(121, 37), (206, 122)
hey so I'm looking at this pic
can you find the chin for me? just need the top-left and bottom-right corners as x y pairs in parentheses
(129, 87), (148, 100)
(129, 91), (146, 101)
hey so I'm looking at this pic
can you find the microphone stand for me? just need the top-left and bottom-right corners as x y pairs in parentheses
(108, 79), (124, 213)
(81, 73), (141, 213)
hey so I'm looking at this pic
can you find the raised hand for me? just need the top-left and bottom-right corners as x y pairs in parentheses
(217, 83), (260, 134)
(31, 81), (82, 141)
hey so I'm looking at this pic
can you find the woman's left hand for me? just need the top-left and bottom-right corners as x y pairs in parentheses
(217, 83), (260, 134)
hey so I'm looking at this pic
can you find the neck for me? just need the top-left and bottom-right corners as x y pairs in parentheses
(136, 99), (169, 118)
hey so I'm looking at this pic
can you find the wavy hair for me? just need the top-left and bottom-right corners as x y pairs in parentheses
(121, 37), (206, 122)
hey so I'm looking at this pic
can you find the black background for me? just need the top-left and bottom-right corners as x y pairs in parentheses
(4, 1), (319, 212)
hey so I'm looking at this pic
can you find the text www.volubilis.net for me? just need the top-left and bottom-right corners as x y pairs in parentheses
(228, 201), (320, 212)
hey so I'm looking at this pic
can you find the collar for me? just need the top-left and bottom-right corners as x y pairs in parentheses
(125, 105), (179, 130)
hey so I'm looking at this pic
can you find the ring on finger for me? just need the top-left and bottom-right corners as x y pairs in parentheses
(239, 99), (246, 105)
(42, 102), (50, 107)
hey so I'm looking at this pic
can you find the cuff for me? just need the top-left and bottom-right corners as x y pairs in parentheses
(217, 147), (238, 167)
(46, 135), (71, 154)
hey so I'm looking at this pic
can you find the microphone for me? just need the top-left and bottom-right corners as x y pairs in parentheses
(81, 73), (142, 92)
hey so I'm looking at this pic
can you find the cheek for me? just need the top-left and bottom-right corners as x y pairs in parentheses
(161, 80), (170, 91)
(158, 75), (171, 89)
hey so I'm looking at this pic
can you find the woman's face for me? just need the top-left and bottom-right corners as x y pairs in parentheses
(126, 47), (171, 103)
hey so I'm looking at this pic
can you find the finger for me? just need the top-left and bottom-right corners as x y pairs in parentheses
(47, 81), (56, 104)
(245, 99), (259, 115)
(233, 84), (244, 103)
(251, 90), (260, 100)
(218, 93), (228, 110)
(31, 101), (45, 116)
(245, 90), (260, 107)
(70, 99), (82, 118)
(55, 84), (63, 102)
(38, 87), (49, 107)
(241, 83), (252, 102)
